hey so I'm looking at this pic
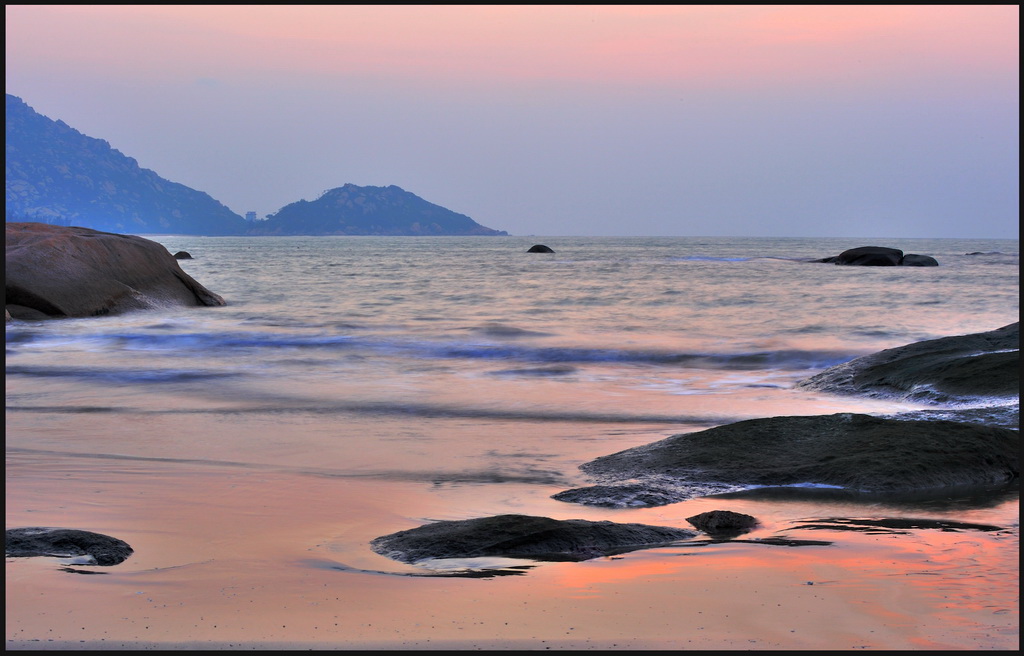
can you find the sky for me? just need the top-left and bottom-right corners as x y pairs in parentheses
(5, 5), (1020, 238)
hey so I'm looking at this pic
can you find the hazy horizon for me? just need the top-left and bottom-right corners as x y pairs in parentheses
(5, 5), (1020, 239)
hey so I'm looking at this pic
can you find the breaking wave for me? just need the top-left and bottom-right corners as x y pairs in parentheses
(6, 329), (858, 371)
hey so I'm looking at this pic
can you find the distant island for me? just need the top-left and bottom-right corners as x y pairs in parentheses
(248, 184), (507, 236)
(4, 94), (507, 237)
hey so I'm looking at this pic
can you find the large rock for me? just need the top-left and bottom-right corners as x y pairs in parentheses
(570, 413), (1018, 502)
(5, 527), (134, 565)
(5, 222), (225, 320)
(370, 514), (696, 563)
(815, 245), (938, 266)
(797, 323), (1019, 404)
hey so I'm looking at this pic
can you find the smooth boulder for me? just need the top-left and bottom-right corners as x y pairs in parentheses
(816, 246), (938, 266)
(797, 323), (1018, 404)
(5, 527), (134, 566)
(900, 253), (939, 266)
(571, 413), (1018, 500)
(5, 222), (225, 319)
(527, 244), (555, 253)
(370, 514), (696, 563)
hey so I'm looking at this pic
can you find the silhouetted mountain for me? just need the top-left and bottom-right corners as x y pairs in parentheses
(249, 184), (507, 236)
(5, 94), (248, 235)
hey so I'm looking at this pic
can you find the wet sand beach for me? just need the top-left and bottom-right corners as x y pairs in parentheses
(6, 452), (1019, 651)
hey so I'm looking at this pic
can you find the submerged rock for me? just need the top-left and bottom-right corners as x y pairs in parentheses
(573, 413), (1019, 498)
(370, 514), (696, 563)
(5, 222), (225, 320)
(552, 482), (695, 508)
(172, 250), (193, 259)
(5, 527), (134, 566)
(788, 517), (1004, 534)
(527, 244), (555, 253)
(797, 322), (1019, 404)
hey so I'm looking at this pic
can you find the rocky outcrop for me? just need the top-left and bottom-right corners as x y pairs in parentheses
(527, 244), (555, 253)
(816, 246), (938, 266)
(370, 514), (697, 563)
(553, 326), (1019, 509)
(5, 527), (134, 566)
(561, 413), (1018, 507)
(172, 251), (193, 259)
(5, 222), (225, 320)
(796, 323), (1018, 404)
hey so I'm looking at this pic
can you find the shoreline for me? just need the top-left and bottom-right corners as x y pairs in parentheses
(8, 639), (712, 651)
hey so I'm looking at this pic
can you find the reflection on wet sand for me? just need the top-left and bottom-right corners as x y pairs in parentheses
(6, 446), (1018, 649)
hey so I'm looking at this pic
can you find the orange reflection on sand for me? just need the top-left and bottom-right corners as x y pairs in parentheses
(549, 551), (698, 598)
(541, 517), (1017, 648)
(549, 542), (825, 596)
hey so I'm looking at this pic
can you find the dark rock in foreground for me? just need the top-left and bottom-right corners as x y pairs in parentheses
(557, 325), (1021, 508)
(5, 527), (134, 566)
(686, 510), (759, 537)
(572, 413), (1018, 501)
(5, 222), (225, 320)
(370, 514), (696, 563)
(527, 244), (555, 253)
(797, 322), (1019, 404)
(815, 245), (938, 266)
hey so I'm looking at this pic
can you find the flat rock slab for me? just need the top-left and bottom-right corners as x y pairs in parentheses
(573, 413), (1019, 500)
(5, 527), (134, 566)
(5, 222), (225, 319)
(370, 514), (697, 563)
(797, 323), (1018, 404)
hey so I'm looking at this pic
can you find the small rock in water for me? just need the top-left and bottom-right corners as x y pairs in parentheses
(5, 527), (134, 566)
(686, 510), (759, 537)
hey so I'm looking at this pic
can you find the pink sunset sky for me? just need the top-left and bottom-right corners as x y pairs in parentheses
(5, 4), (1019, 238)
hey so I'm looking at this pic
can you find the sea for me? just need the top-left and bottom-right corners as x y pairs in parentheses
(5, 235), (1020, 649)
